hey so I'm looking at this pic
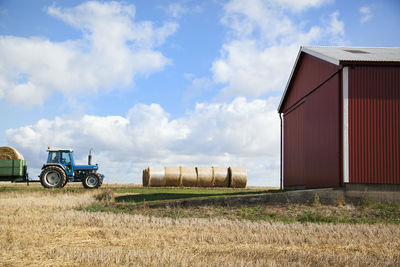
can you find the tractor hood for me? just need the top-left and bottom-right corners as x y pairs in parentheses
(74, 164), (99, 171)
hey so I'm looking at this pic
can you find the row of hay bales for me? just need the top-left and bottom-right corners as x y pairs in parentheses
(0, 147), (24, 160)
(142, 166), (247, 188)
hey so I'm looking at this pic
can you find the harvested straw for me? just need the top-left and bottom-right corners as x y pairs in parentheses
(213, 167), (229, 187)
(0, 146), (24, 160)
(229, 167), (247, 188)
(196, 167), (214, 187)
(147, 166), (165, 186)
(164, 166), (181, 186)
(181, 166), (197, 187)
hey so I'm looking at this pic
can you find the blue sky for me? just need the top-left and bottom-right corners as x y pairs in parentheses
(0, 0), (399, 185)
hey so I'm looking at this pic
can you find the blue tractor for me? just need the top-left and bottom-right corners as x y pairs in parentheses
(39, 148), (104, 189)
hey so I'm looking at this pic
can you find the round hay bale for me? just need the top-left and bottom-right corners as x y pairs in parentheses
(0, 146), (24, 160)
(181, 166), (197, 187)
(142, 168), (149, 187)
(15, 149), (24, 160)
(213, 166), (229, 187)
(164, 166), (181, 186)
(196, 166), (214, 187)
(148, 166), (165, 187)
(229, 167), (247, 188)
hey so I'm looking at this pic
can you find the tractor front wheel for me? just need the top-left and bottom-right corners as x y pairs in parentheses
(40, 166), (67, 188)
(82, 172), (102, 189)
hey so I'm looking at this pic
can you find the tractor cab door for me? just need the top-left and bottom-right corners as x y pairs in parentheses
(48, 151), (59, 163)
(60, 151), (74, 176)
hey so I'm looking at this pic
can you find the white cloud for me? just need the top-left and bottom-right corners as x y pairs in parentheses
(0, 76), (7, 99)
(182, 75), (213, 102)
(327, 11), (345, 37)
(6, 97), (280, 186)
(212, 41), (299, 98)
(165, 3), (189, 18)
(270, 0), (332, 12)
(6, 81), (47, 106)
(164, 2), (202, 18)
(360, 6), (373, 23)
(211, 0), (345, 98)
(0, 1), (178, 107)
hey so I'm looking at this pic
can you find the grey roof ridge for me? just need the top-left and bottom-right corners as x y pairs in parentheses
(301, 46), (340, 65)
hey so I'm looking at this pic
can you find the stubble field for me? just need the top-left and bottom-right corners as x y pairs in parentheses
(0, 183), (399, 266)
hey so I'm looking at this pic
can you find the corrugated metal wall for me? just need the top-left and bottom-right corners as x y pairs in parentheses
(283, 53), (340, 188)
(349, 66), (400, 184)
(283, 103), (305, 186)
(303, 74), (340, 188)
(282, 53), (338, 112)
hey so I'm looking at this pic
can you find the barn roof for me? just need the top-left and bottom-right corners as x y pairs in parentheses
(278, 46), (400, 112)
(302, 46), (400, 65)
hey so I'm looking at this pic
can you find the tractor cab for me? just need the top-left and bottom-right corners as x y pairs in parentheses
(47, 149), (75, 176)
(40, 148), (104, 189)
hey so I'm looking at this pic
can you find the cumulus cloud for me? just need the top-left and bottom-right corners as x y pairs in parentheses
(360, 6), (373, 23)
(212, 41), (299, 98)
(270, 0), (333, 12)
(165, 3), (189, 18)
(6, 97), (280, 186)
(327, 11), (345, 37)
(164, 2), (202, 18)
(182, 74), (213, 102)
(0, 1), (178, 107)
(211, 0), (345, 98)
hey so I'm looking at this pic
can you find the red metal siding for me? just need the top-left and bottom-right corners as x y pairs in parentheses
(283, 73), (340, 188)
(303, 74), (340, 188)
(349, 66), (400, 184)
(283, 103), (305, 187)
(282, 53), (338, 112)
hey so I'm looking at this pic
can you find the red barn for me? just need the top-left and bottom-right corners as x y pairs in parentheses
(278, 46), (400, 189)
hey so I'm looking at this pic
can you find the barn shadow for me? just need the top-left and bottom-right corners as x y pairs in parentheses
(115, 191), (266, 203)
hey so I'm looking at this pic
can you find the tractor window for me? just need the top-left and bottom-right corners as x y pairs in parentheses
(48, 152), (59, 163)
(61, 152), (71, 165)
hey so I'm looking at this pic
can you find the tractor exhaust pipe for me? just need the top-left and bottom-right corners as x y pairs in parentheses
(88, 149), (93, 165)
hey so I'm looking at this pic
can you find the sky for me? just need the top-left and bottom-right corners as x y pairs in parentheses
(0, 0), (399, 185)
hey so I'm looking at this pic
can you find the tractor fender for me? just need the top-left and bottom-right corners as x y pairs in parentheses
(41, 163), (66, 174)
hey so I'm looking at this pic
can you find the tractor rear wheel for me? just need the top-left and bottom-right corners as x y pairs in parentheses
(82, 172), (102, 189)
(40, 166), (67, 188)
